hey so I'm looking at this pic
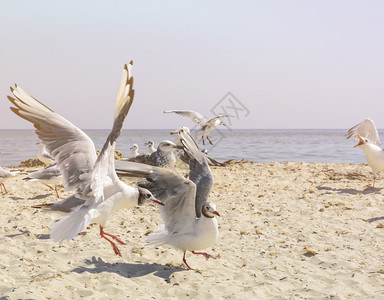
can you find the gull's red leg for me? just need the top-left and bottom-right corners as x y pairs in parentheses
(99, 225), (125, 256)
(44, 184), (55, 190)
(206, 136), (213, 145)
(191, 250), (216, 260)
(1, 183), (8, 194)
(54, 185), (62, 199)
(182, 251), (194, 270)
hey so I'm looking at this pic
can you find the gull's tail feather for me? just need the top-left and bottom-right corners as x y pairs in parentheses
(50, 206), (100, 242)
(146, 225), (168, 247)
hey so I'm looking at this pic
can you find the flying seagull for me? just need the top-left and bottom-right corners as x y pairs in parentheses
(7, 62), (163, 256)
(164, 110), (232, 145)
(116, 128), (220, 269)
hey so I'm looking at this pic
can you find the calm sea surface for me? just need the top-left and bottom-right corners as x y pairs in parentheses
(0, 129), (375, 167)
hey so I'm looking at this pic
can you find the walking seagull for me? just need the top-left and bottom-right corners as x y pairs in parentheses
(23, 164), (63, 198)
(7, 62), (163, 256)
(116, 128), (220, 269)
(164, 110), (232, 145)
(0, 167), (20, 194)
(346, 118), (384, 187)
(36, 142), (55, 165)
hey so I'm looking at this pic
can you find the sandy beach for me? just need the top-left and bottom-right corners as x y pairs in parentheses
(1, 160), (384, 299)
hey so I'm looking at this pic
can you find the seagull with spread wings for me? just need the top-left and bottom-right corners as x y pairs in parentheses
(346, 118), (384, 187)
(116, 128), (220, 269)
(7, 62), (163, 256)
(164, 110), (232, 145)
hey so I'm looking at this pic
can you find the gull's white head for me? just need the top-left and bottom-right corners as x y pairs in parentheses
(130, 144), (138, 151)
(170, 126), (190, 136)
(216, 119), (225, 127)
(144, 141), (154, 147)
(202, 202), (220, 218)
(158, 140), (183, 152)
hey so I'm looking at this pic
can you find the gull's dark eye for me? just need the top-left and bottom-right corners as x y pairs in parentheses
(146, 194), (151, 198)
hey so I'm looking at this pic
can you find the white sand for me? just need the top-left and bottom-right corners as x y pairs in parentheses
(1, 161), (384, 299)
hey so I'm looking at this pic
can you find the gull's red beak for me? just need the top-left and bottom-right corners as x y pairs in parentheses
(152, 199), (165, 206)
(213, 210), (220, 217)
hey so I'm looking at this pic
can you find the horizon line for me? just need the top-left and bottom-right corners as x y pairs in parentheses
(0, 128), (361, 131)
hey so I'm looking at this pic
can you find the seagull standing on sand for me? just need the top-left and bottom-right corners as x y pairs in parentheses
(33, 142), (63, 197)
(164, 110), (232, 145)
(123, 140), (181, 168)
(128, 144), (139, 158)
(346, 118), (384, 187)
(23, 164), (63, 198)
(36, 142), (55, 165)
(7, 62), (163, 256)
(0, 167), (20, 194)
(116, 128), (220, 269)
(145, 141), (156, 154)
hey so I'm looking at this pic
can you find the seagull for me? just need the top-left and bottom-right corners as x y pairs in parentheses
(144, 141), (156, 154)
(128, 144), (139, 158)
(122, 140), (182, 168)
(164, 110), (232, 145)
(170, 127), (224, 167)
(0, 167), (20, 194)
(36, 142), (55, 165)
(23, 164), (63, 198)
(346, 118), (384, 187)
(7, 62), (163, 256)
(34, 142), (62, 196)
(116, 128), (220, 269)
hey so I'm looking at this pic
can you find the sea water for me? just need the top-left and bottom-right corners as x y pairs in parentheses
(0, 129), (372, 167)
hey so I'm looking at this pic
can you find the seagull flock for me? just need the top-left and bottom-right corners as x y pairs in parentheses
(1, 62), (223, 270)
(1, 61), (382, 270)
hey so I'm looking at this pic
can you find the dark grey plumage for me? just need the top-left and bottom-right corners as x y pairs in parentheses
(121, 140), (181, 168)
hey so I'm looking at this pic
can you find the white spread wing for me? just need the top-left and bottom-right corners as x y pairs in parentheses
(164, 110), (207, 126)
(91, 62), (135, 203)
(8, 86), (97, 192)
(346, 118), (381, 148)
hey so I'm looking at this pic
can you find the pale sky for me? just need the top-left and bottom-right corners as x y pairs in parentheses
(1, 1), (384, 130)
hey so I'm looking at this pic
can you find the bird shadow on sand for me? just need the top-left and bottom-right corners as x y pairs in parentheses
(4, 229), (30, 238)
(71, 256), (185, 282)
(362, 216), (384, 223)
(9, 196), (25, 200)
(317, 185), (383, 195)
(29, 194), (52, 200)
